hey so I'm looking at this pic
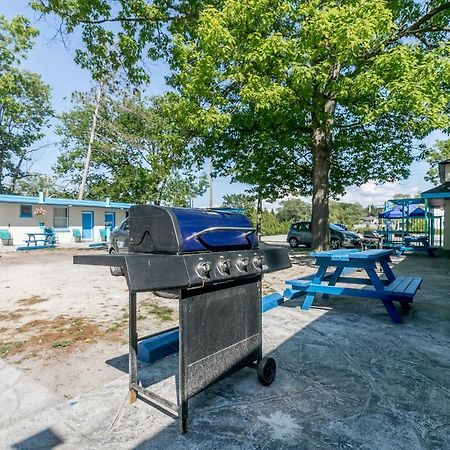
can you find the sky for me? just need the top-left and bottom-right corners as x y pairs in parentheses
(2, 1), (446, 208)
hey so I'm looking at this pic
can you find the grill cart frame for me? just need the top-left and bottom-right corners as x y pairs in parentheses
(74, 246), (290, 433)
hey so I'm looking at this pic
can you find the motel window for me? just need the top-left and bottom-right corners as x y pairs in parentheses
(53, 207), (68, 228)
(20, 205), (32, 218)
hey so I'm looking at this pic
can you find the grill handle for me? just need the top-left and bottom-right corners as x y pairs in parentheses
(192, 226), (256, 239)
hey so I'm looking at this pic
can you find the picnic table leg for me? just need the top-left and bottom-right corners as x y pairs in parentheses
(365, 268), (402, 324)
(323, 267), (344, 299)
(379, 258), (396, 283)
(302, 265), (328, 310)
(381, 300), (402, 324)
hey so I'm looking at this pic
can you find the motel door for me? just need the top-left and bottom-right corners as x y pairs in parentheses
(82, 211), (94, 240)
(105, 212), (116, 230)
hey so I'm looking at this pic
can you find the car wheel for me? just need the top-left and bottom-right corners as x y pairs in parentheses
(330, 238), (341, 250)
(109, 248), (124, 276)
(288, 237), (299, 248)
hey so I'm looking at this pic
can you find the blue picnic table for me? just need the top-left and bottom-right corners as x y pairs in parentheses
(16, 231), (57, 251)
(301, 248), (422, 323)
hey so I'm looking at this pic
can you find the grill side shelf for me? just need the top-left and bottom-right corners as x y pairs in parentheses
(73, 253), (127, 267)
(73, 253), (190, 292)
(262, 247), (292, 272)
(73, 246), (291, 293)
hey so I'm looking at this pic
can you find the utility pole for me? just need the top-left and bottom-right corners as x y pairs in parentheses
(208, 159), (213, 208)
(256, 195), (263, 234)
(79, 80), (104, 200)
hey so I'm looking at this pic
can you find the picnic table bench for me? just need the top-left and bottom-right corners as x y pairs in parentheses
(300, 248), (422, 323)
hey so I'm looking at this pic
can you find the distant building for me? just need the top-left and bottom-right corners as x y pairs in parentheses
(354, 215), (380, 230)
(0, 192), (132, 245)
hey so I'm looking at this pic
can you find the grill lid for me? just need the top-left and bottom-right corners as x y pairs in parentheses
(129, 205), (258, 254)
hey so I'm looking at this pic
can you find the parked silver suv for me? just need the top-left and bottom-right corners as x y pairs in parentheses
(287, 222), (361, 249)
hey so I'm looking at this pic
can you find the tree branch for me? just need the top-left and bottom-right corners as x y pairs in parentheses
(406, 2), (450, 33)
(362, 2), (450, 59)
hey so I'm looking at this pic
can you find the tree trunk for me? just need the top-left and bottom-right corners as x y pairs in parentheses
(10, 152), (26, 193)
(310, 61), (340, 251)
(311, 96), (337, 251)
(79, 80), (103, 200)
(0, 155), (3, 194)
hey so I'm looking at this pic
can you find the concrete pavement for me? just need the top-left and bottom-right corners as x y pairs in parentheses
(1, 254), (450, 449)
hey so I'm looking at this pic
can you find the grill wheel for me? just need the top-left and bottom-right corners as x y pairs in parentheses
(257, 356), (277, 386)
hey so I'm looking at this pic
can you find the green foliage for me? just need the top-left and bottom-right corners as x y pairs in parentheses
(424, 139), (450, 184)
(329, 201), (366, 229)
(221, 193), (256, 217)
(0, 15), (53, 193)
(258, 210), (291, 236)
(55, 84), (207, 205)
(14, 172), (65, 197)
(168, 0), (450, 199)
(31, 1), (450, 247)
(0, 14), (38, 68)
(277, 199), (311, 223)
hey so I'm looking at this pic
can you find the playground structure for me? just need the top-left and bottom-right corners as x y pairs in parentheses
(376, 160), (450, 253)
(378, 198), (443, 249)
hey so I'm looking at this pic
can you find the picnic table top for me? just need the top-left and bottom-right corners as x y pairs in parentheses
(26, 231), (54, 236)
(310, 248), (393, 261)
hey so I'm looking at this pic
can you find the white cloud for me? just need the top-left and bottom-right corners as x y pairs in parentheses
(339, 182), (422, 206)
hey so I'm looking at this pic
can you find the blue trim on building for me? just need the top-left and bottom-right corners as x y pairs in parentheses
(0, 193), (133, 209)
(422, 192), (450, 199)
(389, 197), (424, 205)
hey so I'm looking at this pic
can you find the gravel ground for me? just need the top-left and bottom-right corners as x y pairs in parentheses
(0, 242), (305, 399)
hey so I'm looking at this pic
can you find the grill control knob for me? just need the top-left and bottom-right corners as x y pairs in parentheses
(218, 258), (232, 274)
(196, 261), (211, 278)
(253, 256), (265, 270)
(236, 257), (250, 271)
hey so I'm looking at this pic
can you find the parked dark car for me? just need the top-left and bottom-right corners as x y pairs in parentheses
(109, 218), (129, 252)
(108, 217), (129, 276)
(287, 222), (361, 249)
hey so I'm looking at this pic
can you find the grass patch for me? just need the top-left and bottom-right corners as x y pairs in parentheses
(52, 339), (73, 348)
(0, 341), (24, 356)
(107, 322), (123, 332)
(146, 303), (174, 321)
(17, 316), (104, 353)
(18, 295), (48, 305)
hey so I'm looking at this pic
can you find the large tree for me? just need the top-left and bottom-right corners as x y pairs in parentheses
(0, 15), (53, 193)
(169, 0), (450, 249)
(56, 86), (207, 205)
(32, 1), (450, 248)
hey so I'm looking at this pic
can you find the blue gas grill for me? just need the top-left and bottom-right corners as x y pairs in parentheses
(74, 205), (291, 433)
